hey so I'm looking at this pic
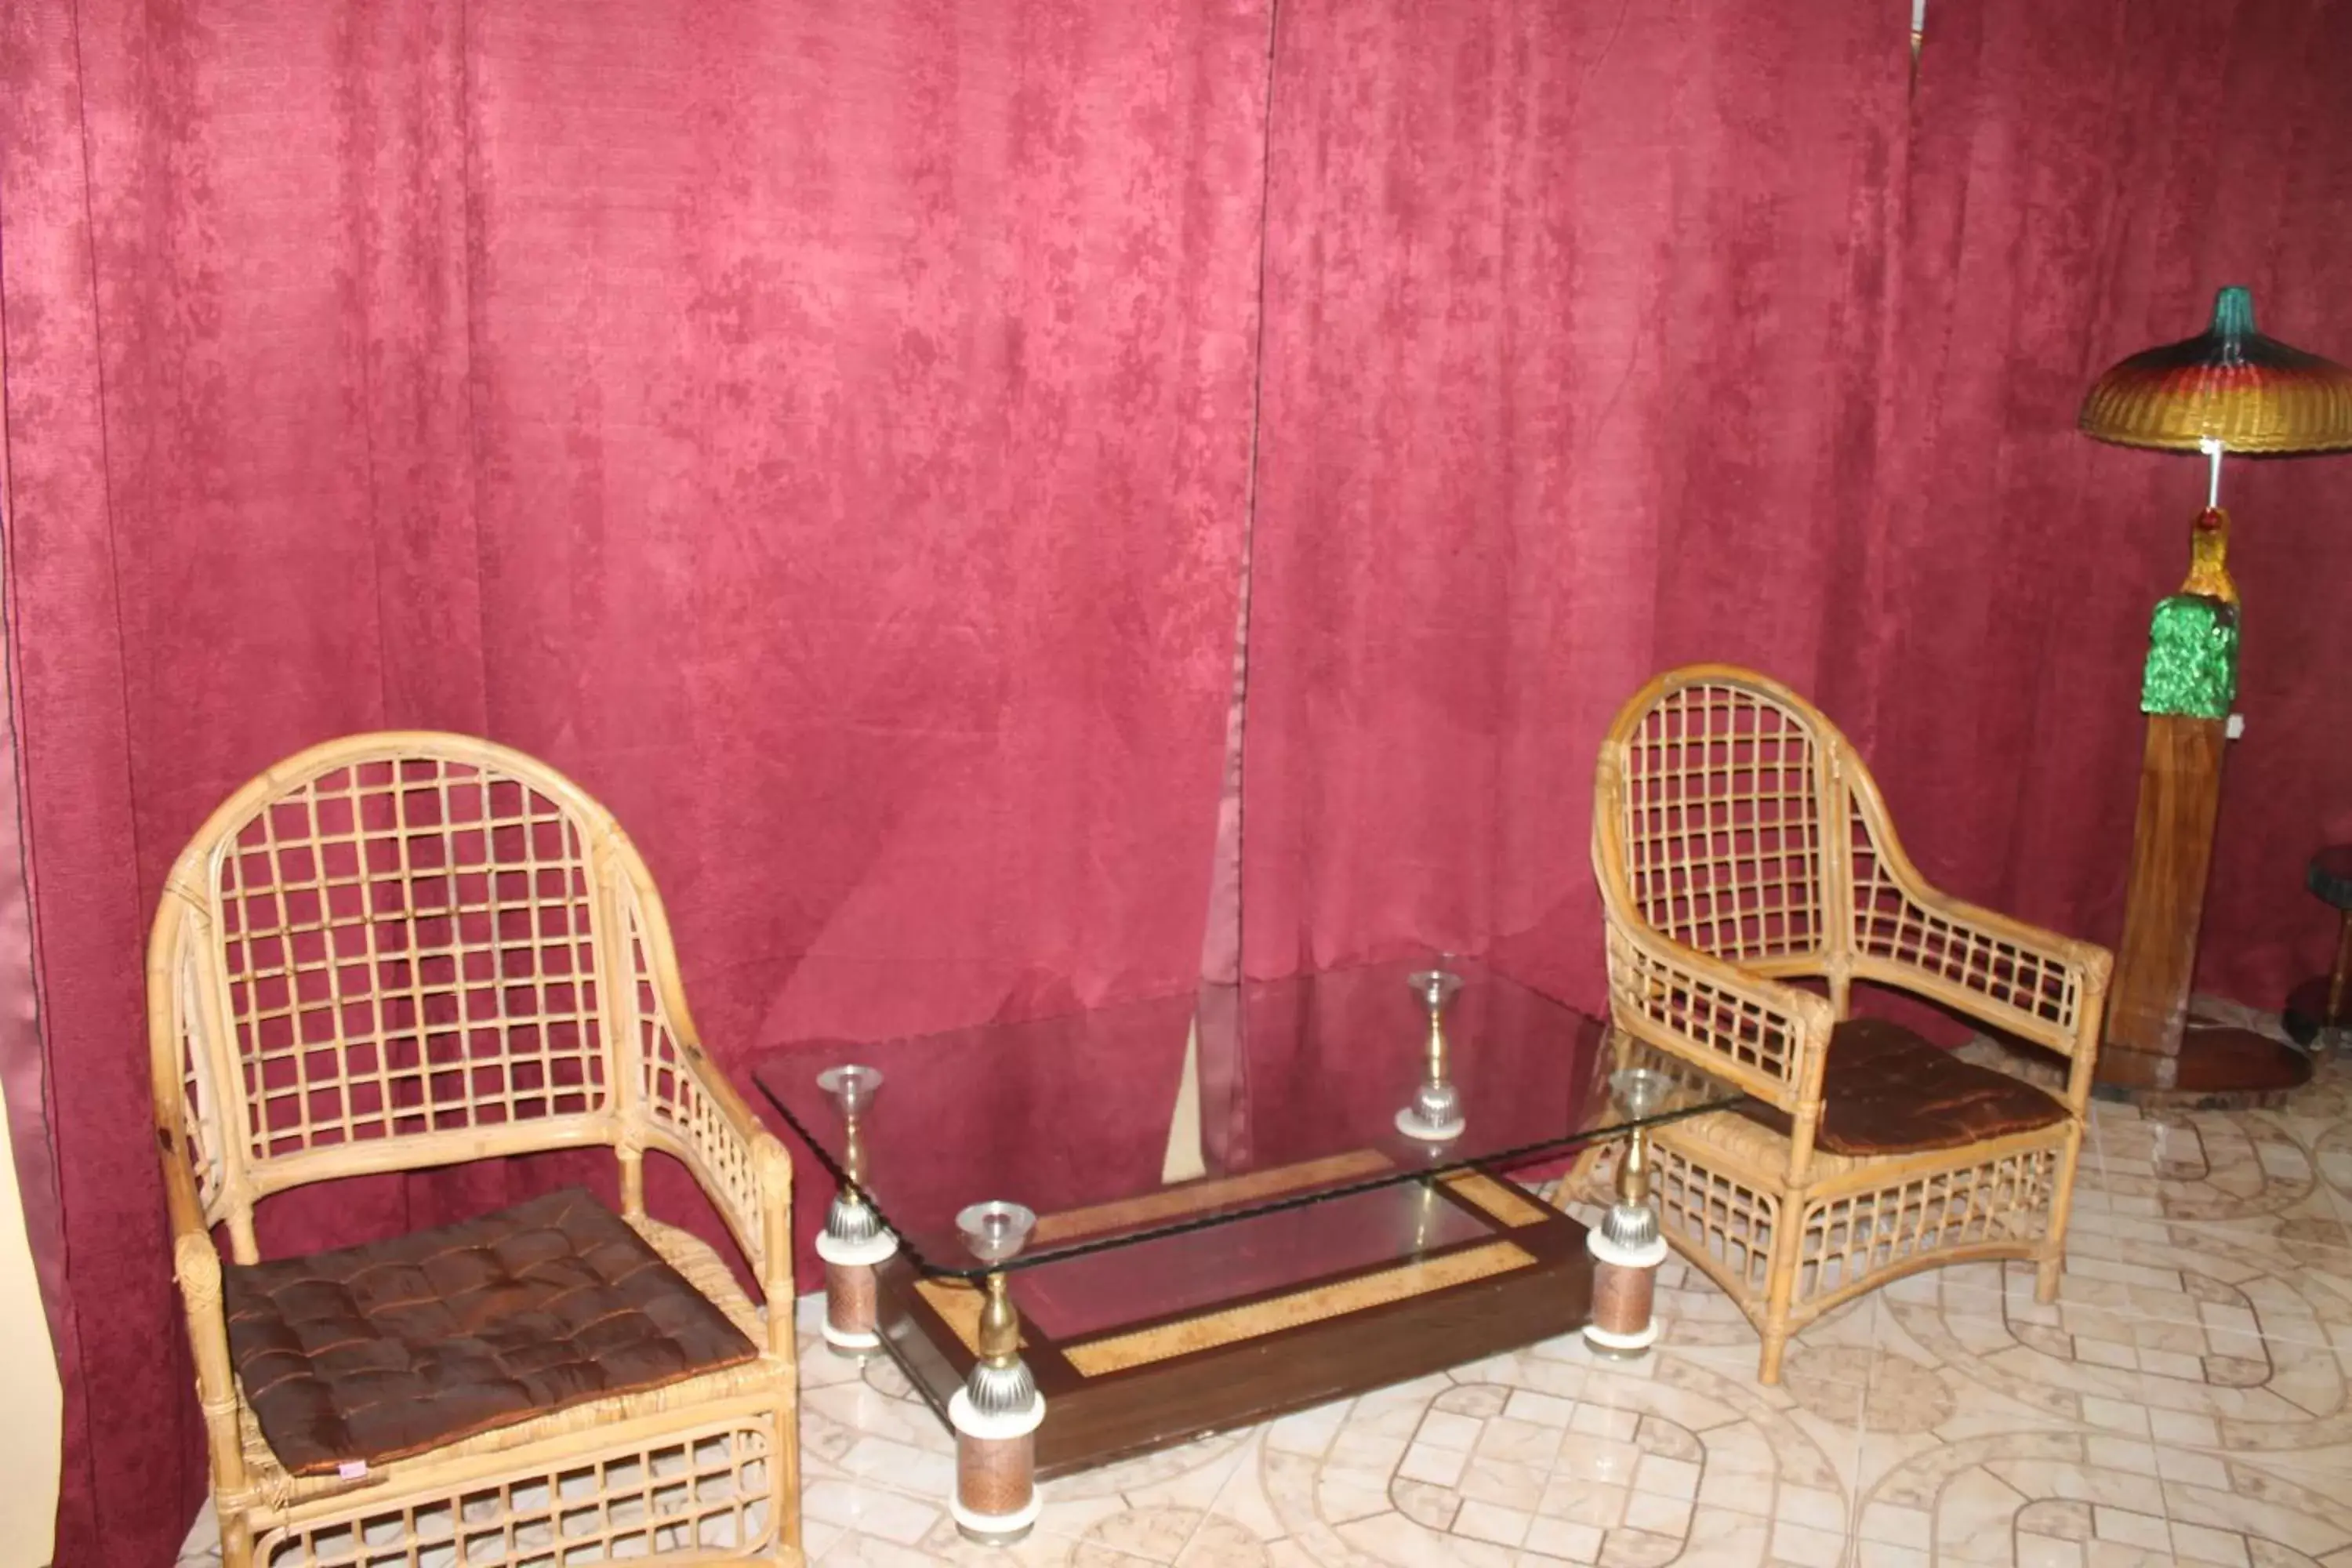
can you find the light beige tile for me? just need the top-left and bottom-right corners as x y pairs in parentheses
(1450, 1499), (1531, 1548)
(1522, 1515), (1603, 1563)
(1854, 1546), (1931, 1568)
(1857, 1501), (1930, 1548)
(1456, 1457), (1547, 1513)
(1327, 1429), (1410, 1475)
(2083, 1436), (2158, 1475)
(1770, 1520), (1846, 1567)
(1597, 1526), (1680, 1566)
(1555, 1435), (1642, 1488)
(1416, 1410), (1486, 1452)
(1473, 1416), (1564, 1468)
(1503, 1391), (1577, 1428)
(803, 1479), (944, 1547)
(1620, 1490), (1691, 1537)
(1399, 1441), (1470, 1488)
(1265, 1399), (1350, 1457)
(1071, 1505), (1210, 1565)
(2017, 1537), (2085, 1568)
(1566, 1404), (1639, 1442)
(2147, 1407), (2220, 1446)
(1171, 1515), (1281, 1568)
(1629, 1453), (1697, 1501)
(1536, 1478), (1628, 1530)
(1393, 1476), (1460, 1531)
(2168, 1520), (2252, 1567)
(2154, 1445), (2232, 1489)
(1313, 1465), (1393, 1526)
(1773, 1483), (1846, 1533)
(2078, 1396), (2151, 1436)
(2092, 1505), (2172, 1551)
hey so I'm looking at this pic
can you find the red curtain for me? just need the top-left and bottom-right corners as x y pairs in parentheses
(1, 2), (1270, 1561)
(1240, 0), (2352, 1009)
(7, 1), (2352, 1563)
(1239, 0), (1909, 1000)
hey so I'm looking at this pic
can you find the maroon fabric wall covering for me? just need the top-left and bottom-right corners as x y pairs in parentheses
(4, 2), (2351, 1563)
(1, 3), (1271, 1562)
(1240, 0), (1907, 998)
(1241, 0), (2352, 1007)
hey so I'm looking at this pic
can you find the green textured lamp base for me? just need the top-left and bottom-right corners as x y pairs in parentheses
(2140, 594), (2238, 719)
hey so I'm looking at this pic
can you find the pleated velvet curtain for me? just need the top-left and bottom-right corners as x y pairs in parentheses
(4, 1), (2350, 1561)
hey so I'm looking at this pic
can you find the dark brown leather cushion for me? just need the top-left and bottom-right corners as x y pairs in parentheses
(1740, 1017), (2068, 1156)
(223, 1186), (757, 1476)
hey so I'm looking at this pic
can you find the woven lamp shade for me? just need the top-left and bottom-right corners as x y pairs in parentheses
(2080, 286), (2352, 454)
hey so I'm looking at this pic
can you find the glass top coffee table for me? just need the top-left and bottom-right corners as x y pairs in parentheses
(754, 958), (1741, 1544)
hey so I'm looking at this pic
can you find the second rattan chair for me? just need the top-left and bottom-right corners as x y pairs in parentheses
(1591, 666), (2113, 1382)
(150, 733), (803, 1566)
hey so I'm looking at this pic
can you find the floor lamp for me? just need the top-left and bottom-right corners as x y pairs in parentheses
(2078, 286), (2352, 1106)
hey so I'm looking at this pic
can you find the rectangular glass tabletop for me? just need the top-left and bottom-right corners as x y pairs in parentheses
(753, 957), (1744, 1281)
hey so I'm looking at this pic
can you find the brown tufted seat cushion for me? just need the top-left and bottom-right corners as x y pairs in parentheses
(1739, 1017), (2068, 1156)
(223, 1186), (757, 1476)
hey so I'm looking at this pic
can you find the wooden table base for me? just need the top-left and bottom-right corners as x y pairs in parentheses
(869, 1170), (1594, 1480)
(2094, 1014), (2313, 1111)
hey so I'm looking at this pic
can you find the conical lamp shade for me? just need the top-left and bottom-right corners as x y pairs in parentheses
(2079, 286), (2352, 454)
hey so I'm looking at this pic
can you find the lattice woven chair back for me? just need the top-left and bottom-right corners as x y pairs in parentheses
(1606, 673), (1833, 969)
(154, 739), (633, 1235)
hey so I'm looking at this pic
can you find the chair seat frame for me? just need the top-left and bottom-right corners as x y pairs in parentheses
(1592, 666), (2112, 1382)
(150, 733), (802, 1566)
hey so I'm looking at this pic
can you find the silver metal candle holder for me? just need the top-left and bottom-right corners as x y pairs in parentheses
(1396, 967), (1466, 1142)
(955, 1201), (1040, 1419)
(818, 1064), (887, 1244)
(1599, 1066), (1669, 1254)
(955, 1200), (1037, 1268)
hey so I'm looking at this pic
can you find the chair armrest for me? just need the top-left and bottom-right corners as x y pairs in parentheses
(157, 1130), (250, 1497)
(1850, 866), (2113, 1058)
(1602, 910), (1838, 1112)
(643, 1031), (796, 1345)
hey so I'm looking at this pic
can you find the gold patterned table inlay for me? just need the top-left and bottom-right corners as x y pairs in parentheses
(1030, 1149), (1396, 1245)
(1061, 1239), (1538, 1378)
(1439, 1170), (1552, 1229)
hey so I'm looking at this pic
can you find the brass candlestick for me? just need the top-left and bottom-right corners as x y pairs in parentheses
(814, 1065), (895, 1356)
(950, 1201), (1043, 1544)
(1396, 968), (1465, 1142)
(1584, 1067), (1671, 1359)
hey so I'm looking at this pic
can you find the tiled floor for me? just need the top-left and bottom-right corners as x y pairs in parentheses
(182, 1018), (2352, 1567)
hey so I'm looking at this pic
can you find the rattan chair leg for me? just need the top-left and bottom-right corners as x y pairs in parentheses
(220, 1512), (255, 1568)
(2038, 1131), (2087, 1302)
(1756, 1218), (1806, 1385)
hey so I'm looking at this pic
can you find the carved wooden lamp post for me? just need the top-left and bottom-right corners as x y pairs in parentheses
(2078, 287), (2352, 1105)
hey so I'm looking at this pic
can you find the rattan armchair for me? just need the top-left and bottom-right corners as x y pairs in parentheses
(148, 734), (802, 1566)
(1592, 666), (2113, 1382)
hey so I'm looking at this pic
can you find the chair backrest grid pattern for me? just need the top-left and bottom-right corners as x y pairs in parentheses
(211, 755), (611, 1167)
(1617, 680), (1828, 966)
